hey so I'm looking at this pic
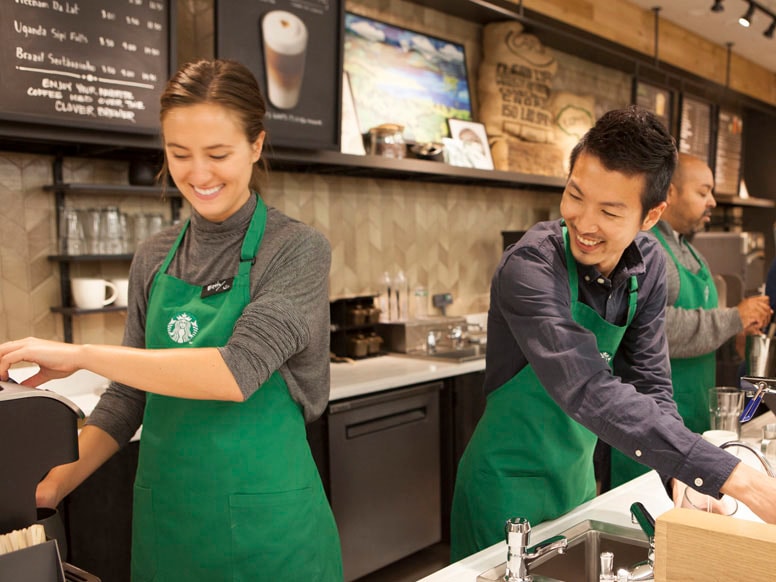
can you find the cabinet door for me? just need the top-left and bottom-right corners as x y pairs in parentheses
(328, 382), (442, 581)
(440, 370), (486, 542)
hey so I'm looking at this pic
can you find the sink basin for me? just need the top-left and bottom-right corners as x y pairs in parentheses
(477, 519), (649, 582)
(425, 344), (486, 362)
(399, 344), (487, 363)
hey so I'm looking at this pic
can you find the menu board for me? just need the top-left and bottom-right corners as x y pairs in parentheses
(715, 109), (743, 196)
(216, 0), (342, 150)
(679, 95), (712, 163)
(0, 0), (171, 138)
(635, 80), (672, 131)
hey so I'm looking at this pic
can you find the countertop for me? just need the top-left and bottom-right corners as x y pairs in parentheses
(330, 354), (485, 401)
(10, 354), (487, 418)
(420, 412), (774, 582)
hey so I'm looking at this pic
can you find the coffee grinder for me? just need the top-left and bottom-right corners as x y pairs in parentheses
(0, 379), (99, 581)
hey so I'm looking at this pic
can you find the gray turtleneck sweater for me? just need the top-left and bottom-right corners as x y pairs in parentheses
(86, 195), (332, 447)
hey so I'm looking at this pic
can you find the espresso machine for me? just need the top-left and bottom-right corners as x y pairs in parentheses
(0, 380), (99, 581)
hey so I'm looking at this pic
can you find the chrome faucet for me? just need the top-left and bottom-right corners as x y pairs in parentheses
(503, 517), (567, 582)
(426, 330), (438, 354)
(719, 440), (776, 476)
(448, 325), (464, 349)
(621, 502), (656, 581)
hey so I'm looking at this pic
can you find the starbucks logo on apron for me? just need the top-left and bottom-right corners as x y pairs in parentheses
(167, 312), (199, 344)
(600, 351), (613, 364)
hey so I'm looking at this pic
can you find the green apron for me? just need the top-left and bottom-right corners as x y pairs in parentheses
(450, 226), (637, 560)
(610, 226), (717, 488)
(131, 195), (343, 581)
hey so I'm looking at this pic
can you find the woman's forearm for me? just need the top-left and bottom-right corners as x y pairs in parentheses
(37, 425), (121, 507)
(78, 344), (244, 401)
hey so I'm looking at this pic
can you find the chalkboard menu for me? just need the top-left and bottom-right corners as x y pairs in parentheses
(635, 80), (673, 131)
(0, 0), (172, 145)
(679, 95), (712, 164)
(215, 0), (342, 151)
(715, 109), (743, 196)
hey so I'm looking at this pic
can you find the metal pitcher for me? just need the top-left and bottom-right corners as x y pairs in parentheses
(745, 333), (776, 378)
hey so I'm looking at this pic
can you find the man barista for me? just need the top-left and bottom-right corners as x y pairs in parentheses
(610, 153), (772, 488)
(449, 107), (776, 560)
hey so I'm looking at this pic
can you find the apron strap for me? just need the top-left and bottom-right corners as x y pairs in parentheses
(626, 275), (638, 326)
(239, 193), (268, 277)
(159, 219), (191, 274)
(157, 193), (268, 280)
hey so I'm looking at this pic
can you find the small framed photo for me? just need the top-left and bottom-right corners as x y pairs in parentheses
(445, 119), (494, 170)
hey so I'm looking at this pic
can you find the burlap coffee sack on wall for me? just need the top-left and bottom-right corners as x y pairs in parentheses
(548, 92), (595, 174)
(478, 21), (557, 144)
(490, 137), (565, 176)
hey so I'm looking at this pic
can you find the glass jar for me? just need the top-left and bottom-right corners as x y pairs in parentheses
(369, 124), (406, 159)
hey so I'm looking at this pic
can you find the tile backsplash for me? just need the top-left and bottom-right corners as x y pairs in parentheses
(0, 152), (558, 344)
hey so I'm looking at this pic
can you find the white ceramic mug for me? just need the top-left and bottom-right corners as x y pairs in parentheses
(113, 278), (129, 307)
(71, 278), (117, 310)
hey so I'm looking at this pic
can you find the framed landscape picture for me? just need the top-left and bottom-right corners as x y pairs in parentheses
(343, 12), (472, 144)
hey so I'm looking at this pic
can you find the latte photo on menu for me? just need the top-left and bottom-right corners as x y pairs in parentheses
(261, 9), (308, 110)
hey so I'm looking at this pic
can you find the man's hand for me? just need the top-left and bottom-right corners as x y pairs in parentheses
(737, 295), (773, 334)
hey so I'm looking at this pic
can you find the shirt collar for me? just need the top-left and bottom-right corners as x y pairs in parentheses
(577, 237), (646, 288)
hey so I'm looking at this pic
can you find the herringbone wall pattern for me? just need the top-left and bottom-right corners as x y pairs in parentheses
(263, 172), (559, 314)
(0, 153), (558, 344)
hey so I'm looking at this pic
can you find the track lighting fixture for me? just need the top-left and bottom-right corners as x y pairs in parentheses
(739, 2), (755, 27)
(709, 0), (776, 41)
(766, 18), (776, 38)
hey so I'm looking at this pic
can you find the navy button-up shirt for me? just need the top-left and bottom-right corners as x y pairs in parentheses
(484, 220), (738, 496)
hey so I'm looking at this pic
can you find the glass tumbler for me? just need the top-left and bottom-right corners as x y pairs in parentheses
(761, 423), (776, 465)
(100, 206), (124, 254)
(708, 386), (744, 436)
(682, 486), (738, 516)
(59, 208), (85, 255)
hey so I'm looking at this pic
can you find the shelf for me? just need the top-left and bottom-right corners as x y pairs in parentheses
(43, 183), (181, 198)
(51, 306), (127, 316)
(48, 254), (134, 262)
(267, 148), (566, 192)
(331, 323), (381, 333)
(715, 195), (775, 208)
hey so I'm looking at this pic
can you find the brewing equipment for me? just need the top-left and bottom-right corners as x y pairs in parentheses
(0, 380), (100, 581)
(691, 231), (766, 305)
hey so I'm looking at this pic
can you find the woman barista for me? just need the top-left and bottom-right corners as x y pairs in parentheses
(0, 59), (343, 581)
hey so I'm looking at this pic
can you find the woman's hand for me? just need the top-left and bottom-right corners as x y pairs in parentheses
(36, 470), (67, 509)
(0, 337), (83, 387)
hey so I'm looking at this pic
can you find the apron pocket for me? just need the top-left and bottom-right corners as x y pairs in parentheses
(131, 485), (157, 581)
(229, 488), (324, 582)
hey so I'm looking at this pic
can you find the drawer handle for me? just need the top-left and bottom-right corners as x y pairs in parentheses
(345, 407), (426, 439)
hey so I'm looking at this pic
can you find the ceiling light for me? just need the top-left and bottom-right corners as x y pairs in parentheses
(739, 2), (755, 26)
(711, 0), (724, 12)
(765, 18), (776, 38)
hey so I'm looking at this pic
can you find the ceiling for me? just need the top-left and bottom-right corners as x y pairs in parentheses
(627, 0), (776, 73)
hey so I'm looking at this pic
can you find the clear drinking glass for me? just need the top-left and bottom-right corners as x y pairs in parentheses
(761, 423), (776, 465)
(81, 208), (102, 254)
(59, 208), (85, 255)
(682, 486), (738, 515)
(708, 386), (744, 436)
(100, 206), (124, 254)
